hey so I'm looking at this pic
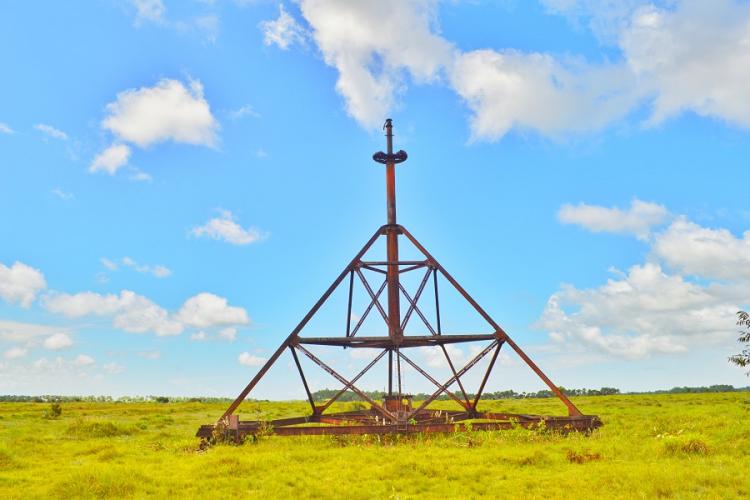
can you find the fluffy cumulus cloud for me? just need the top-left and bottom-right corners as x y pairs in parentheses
(176, 293), (250, 329)
(190, 210), (266, 245)
(271, 1), (750, 139)
(540, 200), (750, 359)
(653, 218), (750, 281)
(43, 333), (74, 350)
(299, 0), (452, 128)
(43, 288), (250, 337)
(238, 352), (266, 367)
(558, 199), (669, 239)
(0, 261), (47, 308)
(89, 144), (131, 175)
(102, 78), (217, 148)
(44, 290), (183, 337)
(90, 78), (218, 177)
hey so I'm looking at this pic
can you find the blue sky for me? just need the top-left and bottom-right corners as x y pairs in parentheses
(2, 0), (750, 401)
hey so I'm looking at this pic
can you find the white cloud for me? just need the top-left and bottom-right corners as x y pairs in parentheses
(619, 1), (750, 128)
(537, 263), (732, 359)
(121, 257), (172, 278)
(0, 261), (47, 308)
(190, 210), (266, 245)
(419, 344), (467, 369)
(101, 258), (119, 271)
(176, 292), (250, 329)
(298, 0), (452, 128)
(558, 199), (669, 239)
(229, 105), (260, 119)
(73, 354), (95, 367)
(4, 347), (27, 360)
(260, 5), (306, 49)
(43, 333), (73, 350)
(34, 123), (68, 140)
(52, 188), (74, 201)
(44, 290), (183, 337)
(653, 218), (750, 281)
(284, 0), (750, 139)
(0, 320), (71, 343)
(89, 144), (131, 175)
(540, 204), (750, 360)
(131, 0), (165, 24)
(238, 351), (266, 367)
(102, 78), (218, 148)
(138, 350), (161, 360)
(102, 362), (125, 374)
(218, 327), (237, 341)
(0, 122), (13, 134)
(190, 331), (208, 341)
(450, 50), (638, 140)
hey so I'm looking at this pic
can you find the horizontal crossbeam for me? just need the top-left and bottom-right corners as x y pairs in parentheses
(296, 334), (499, 348)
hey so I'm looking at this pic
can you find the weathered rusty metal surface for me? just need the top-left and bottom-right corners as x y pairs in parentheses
(199, 118), (601, 439)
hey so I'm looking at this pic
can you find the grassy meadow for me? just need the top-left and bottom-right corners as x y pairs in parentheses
(0, 392), (748, 498)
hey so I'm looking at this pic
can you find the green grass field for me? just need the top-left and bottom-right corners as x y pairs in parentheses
(1, 393), (748, 498)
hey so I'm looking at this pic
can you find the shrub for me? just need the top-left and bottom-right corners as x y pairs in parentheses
(42, 403), (62, 419)
(66, 419), (133, 438)
(566, 449), (602, 464)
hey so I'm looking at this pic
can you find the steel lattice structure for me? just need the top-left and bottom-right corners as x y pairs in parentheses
(197, 119), (601, 439)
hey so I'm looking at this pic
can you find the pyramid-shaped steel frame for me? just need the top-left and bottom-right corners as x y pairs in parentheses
(197, 120), (601, 439)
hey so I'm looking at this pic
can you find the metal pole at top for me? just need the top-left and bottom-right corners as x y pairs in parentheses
(383, 119), (401, 340)
(373, 119), (408, 341)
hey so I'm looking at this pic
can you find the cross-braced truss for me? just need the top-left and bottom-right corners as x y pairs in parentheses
(197, 119), (601, 439)
(197, 224), (601, 439)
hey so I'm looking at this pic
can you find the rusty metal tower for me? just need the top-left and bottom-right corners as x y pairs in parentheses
(198, 119), (601, 439)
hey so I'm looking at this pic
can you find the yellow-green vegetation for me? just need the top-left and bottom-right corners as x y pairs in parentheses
(1, 393), (749, 498)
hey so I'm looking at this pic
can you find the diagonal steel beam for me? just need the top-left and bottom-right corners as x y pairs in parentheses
(355, 267), (393, 330)
(398, 224), (583, 417)
(472, 341), (501, 412)
(399, 268), (433, 332)
(219, 226), (385, 421)
(408, 340), (499, 419)
(349, 278), (387, 338)
(319, 349), (388, 413)
(398, 350), (468, 409)
(289, 345), (317, 415)
(296, 344), (397, 422)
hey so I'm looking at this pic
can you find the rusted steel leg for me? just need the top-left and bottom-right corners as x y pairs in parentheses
(472, 342), (501, 414)
(318, 349), (388, 413)
(219, 226), (385, 421)
(409, 340), (498, 419)
(349, 279), (387, 338)
(289, 345), (317, 415)
(296, 344), (397, 422)
(398, 225), (583, 417)
(398, 351), (468, 409)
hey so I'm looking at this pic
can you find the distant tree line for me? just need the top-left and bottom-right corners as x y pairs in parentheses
(0, 385), (747, 403)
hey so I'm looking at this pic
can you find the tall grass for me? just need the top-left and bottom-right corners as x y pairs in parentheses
(0, 393), (748, 498)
